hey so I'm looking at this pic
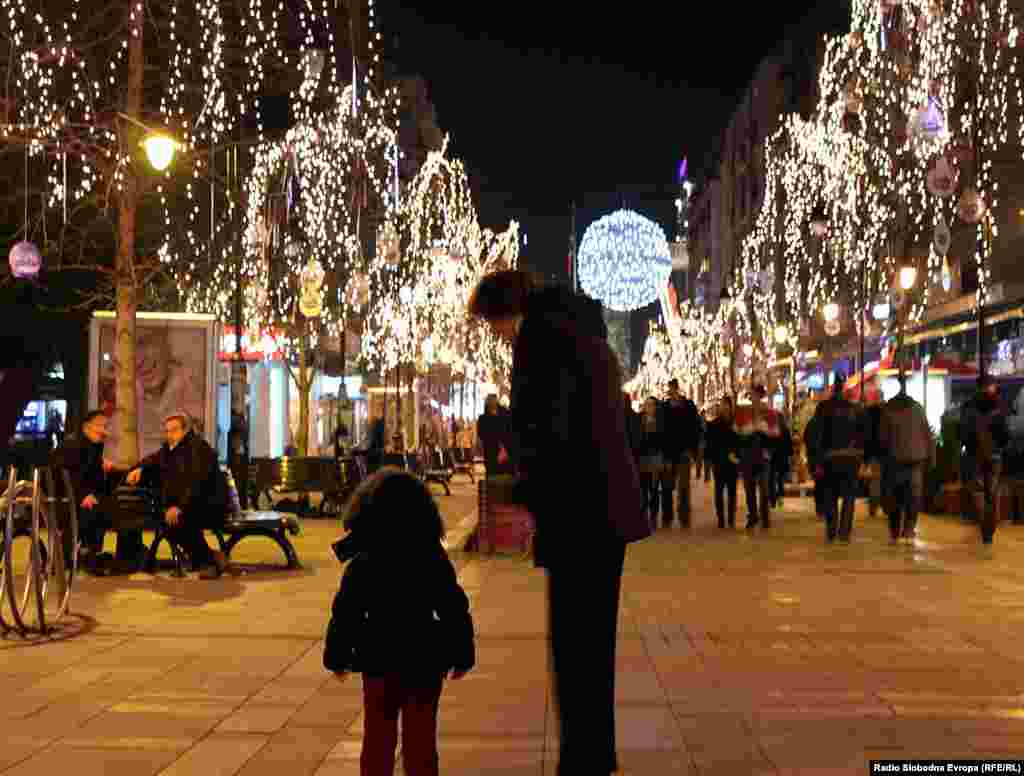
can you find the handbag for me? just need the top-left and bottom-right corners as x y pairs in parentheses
(859, 461), (880, 481)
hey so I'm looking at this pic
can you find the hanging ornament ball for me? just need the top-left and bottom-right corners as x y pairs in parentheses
(844, 80), (863, 114)
(957, 188), (986, 224)
(299, 258), (325, 318)
(933, 217), (952, 255)
(351, 272), (370, 307)
(9, 241), (41, 279)
(926, 156), (957, 198)
(850, 30), (864, 48)
(824, 319), (841, 338)
(909, 96), (946, 142)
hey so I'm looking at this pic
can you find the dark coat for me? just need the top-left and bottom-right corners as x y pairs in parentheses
(662, 396), (700, 461)
(960, 394), (1010, 465)
(136, 430), (225, 516)
(624, 406), (642, 459)
(323, 546), (475, 677)
(477, 411), (512, 475)
(50, 432), (107, 501)
(806, 393), (865, 464)
(706, 416), (740, 473)
(510, 286), (650, 568)
(636, 408), (669, 471)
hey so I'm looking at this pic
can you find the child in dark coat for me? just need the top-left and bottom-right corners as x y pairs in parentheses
(323, 467), (475, 776)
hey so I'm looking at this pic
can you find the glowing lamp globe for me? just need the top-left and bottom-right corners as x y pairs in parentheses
(774, 324), (789, 345)
(718, 354), (730, 369)
(872, 301), (891, 321)
(823, 302), (840, 323)
(577, 209), (672, 312)
(900, 265), (918, 291)
(8, 240), (41, 279)
(142, 135), (178, 171)
(742, 343), (754, 358)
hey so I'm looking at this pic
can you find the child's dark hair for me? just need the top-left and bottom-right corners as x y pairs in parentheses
(333, 467), (444, 562)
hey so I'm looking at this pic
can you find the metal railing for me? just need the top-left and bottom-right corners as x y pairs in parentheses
(0, 466), (79, 636)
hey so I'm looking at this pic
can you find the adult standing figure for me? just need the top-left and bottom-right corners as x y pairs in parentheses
(770, 414), (794, 508)
(637, 396), (669, 527)
(878, 375), (934, 543)
(734, 385), (780, 530)
(803, 398), (826, 520)
(469, 271), (650, 776)
(807, 375), (865, 543)
(477, 394), (513, 477)
(960, 375), (1010, 545)
(663, 379), (701, 527)
(706, 396), (740, 529)
(862, 385), (885, 519)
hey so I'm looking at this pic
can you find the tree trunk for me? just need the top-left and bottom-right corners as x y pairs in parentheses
(297, 327), (310, 457)
(113, 1), (145, 467)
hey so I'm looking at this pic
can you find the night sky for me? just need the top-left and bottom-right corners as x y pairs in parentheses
(384, 2), (833, 281)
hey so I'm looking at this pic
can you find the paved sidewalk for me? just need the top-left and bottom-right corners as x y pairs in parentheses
(4, 475), (1024, 775)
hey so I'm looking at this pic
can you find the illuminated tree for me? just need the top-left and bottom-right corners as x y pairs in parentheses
(0, 0), (321, 463)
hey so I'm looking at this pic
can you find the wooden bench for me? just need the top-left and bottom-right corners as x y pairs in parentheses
(446, 448), (476, 484)
(114, 480), (302, 577)
(249, 457), (352, 517)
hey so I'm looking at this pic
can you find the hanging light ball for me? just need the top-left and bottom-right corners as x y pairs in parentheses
(577, 209), (672, 312)
(299, 257), (325, 317)
(8, 240), (41, 279)
(957, 188), (987, 224)
(823, 302), (840, 323)
(774, 324), (789, 345)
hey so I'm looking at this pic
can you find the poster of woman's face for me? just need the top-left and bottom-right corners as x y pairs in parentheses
(96, 320), (210, 459)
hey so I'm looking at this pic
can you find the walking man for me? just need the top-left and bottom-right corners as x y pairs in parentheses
(878, 374), (934, 543)
(664, 379), (701, 527)
(807, 374), (865, 543)
(707, 396), (740, 528)
(960, 375), (1010, 545)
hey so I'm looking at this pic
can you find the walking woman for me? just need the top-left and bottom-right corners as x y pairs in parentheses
(637, 396), (669, 528)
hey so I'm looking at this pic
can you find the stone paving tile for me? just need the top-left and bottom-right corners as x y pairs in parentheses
(2, 744), (184, 776)
(154, 733), (268, 776)
(8, 482), (1024, 775)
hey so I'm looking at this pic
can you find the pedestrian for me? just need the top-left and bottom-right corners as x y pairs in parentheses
(477, 394), (512, 478)
(771, 415), (794, 508)
(703, 409), (713, 483)
(960, 375), (1010, 545)
(878, 374), (935, 544)
(469, 270), (650, 776)
(734, 384), (780, 530)
(803, 398), (826, 520)
(706, 396), (740, 528)
(664, 378), (701, 527)
(323, 467), (475, 776)
(806, 374), (865, 543)
(637, 396), (669, 527)
(623, 392), (642, 462)
(862, 385), (885, 519)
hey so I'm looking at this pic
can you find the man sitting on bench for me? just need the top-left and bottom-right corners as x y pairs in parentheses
(125, 413), (228, 579)
(51, 410), (150, 576)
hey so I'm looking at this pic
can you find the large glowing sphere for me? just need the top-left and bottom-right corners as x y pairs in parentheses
(577, 209), (671, 312)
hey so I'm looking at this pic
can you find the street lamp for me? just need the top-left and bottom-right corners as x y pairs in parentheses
(142, 135), (179, 171)
(899, 264), (918, 291)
